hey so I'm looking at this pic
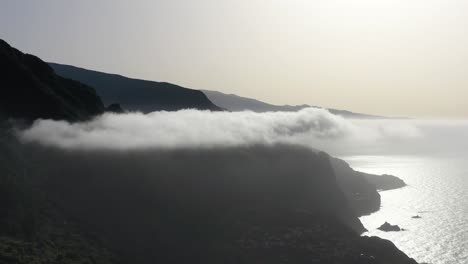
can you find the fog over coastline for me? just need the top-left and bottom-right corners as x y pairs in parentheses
(17, 108), (468, 156)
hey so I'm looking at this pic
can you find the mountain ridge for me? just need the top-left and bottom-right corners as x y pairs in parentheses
(202, 89), (391, 118)
(49, 62), (222, 113)
(0, 39), (105, 122)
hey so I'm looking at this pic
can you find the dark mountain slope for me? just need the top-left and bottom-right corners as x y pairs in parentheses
(0, 39), (104, 122)
(0, 127), (117, 264)
(0, 39), (115, 263)
(332, 157), (381, 216)
(331, 157), (406, 216)
(202, 89), (386, 118)
(49, 63), (222, 112)
(0, 138), (416, 264)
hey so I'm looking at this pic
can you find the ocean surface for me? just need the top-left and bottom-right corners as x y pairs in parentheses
(344, 150), (468, 263)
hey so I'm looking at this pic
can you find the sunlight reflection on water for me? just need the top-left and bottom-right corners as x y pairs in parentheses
(343, 155), (468, 264)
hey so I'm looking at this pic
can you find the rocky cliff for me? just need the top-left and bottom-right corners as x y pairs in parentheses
(331, 157), (407, 216)
(0, 136), (417, 264)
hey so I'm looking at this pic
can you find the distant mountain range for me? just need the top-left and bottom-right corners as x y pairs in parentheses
(50, 62), (387, 118)
(202, 90), (386, 118)
(49, 63), (222, 113)
(1, 36), (386, 122)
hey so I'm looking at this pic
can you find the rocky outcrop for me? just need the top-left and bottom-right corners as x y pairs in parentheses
(0, 39), (104, 122)
(363, 173), (407, 191)
(330, 157), (382, 216)
(49, 63), (223, 112)
(330, 157), (407, 216)
(378, 222), (403, 232)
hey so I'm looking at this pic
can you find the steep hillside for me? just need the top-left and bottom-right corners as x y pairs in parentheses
(49, 63), (222, 112)
(331, 157), (406, 216)
(0, 135), (417, 264)
(0, 127), (118, 264)
(331, 157), (382, 216)
(0, 39), (104, 122)
(202, 89), (385, 118)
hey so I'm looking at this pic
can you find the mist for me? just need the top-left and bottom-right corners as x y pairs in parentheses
(18, 108), (468, 156)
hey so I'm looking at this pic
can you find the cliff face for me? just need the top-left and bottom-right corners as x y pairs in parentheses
(26, 145), (362, 261)
(0, 39), (104, 122)
(331, 157), (382, 216)
(331, 157), (407, 216)
(0, 138), (417, 264)
(362, 172), (407, 191)
(49, 63), (222, 112)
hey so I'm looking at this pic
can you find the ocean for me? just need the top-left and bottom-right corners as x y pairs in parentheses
(337, 120), (468, 264)
(342, 123), (468, 264)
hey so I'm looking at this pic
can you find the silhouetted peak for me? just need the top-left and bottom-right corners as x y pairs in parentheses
(0, 38), (104, 122)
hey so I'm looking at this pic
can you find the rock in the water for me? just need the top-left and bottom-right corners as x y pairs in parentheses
(378, 222), (402, 232)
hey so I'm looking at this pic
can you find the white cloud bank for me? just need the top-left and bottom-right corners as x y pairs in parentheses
(17, 108), (467, 155)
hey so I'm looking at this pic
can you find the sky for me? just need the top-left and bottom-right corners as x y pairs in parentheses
(1, 0), (468, 118)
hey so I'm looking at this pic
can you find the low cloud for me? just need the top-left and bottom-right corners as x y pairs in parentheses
(18, 108), (351, 150)
(17, 107), (467, 156)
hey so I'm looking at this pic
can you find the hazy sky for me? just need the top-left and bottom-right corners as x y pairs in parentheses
(2, 0), (468, 118)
